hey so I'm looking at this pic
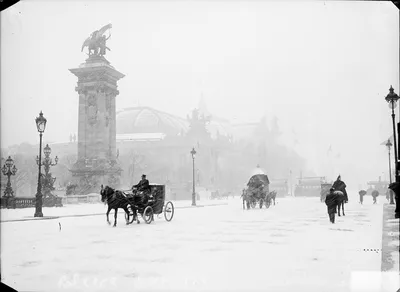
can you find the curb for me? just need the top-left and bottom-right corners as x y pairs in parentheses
(381, 203), (400, 272)
(0, 202), (228, 223)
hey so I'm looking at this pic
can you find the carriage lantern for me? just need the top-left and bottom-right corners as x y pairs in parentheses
(190, 147), (197, 206)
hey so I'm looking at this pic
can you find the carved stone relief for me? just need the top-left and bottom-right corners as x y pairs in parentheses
(108, 174), (120, 188)
(87, 93), (98, 126)
(105, 94), (111, 127)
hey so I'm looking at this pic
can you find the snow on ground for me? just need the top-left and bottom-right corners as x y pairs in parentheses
(1, 196), (391, 292)
(0, 199), (228, 222)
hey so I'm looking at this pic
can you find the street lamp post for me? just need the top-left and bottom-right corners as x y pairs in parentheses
(385, 86), (400, 218)
(37, 144), (58, 201)
(385, 139), (395, 205)
(1, 156), (17, 208)
(385, 86), (399, 181)
(190, 147), (197, 206)
(34, 111), (47, 217)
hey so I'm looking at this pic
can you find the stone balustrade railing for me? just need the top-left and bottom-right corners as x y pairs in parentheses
(0, 193), (101, 208)
(0, 196), (63, 209)
(61, 194), (100, 204)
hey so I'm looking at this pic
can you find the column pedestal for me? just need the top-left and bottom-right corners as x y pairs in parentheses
(69, 56), (125, 194)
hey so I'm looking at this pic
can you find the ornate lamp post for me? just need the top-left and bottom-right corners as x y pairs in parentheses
(34, 111), (47, 217)
(385, 139), (395, 204)
(385, 86), (400, 218)
(37, 144), (58, 200)
(190, 147), (197, 206)
(2, 156), (17, 208)
(385, 86), (399, 180)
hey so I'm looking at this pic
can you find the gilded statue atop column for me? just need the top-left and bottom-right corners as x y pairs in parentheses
(81, 23), (112, 57)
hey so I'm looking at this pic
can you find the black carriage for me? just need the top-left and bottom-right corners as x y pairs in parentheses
(124, 184), (174, 224)
(242, 174), (270, 209)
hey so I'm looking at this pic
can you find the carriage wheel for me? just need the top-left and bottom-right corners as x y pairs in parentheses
(164, 201), (174, 222)
(125, 205), (135, 224)
(143, 206), (154, 224)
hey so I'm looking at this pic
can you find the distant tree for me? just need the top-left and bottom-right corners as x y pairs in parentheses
(9, 154), (37, 197)
(52, 154), (77, 188)
(221, 115), (309, 182)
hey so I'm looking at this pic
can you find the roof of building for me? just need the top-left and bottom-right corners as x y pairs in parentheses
(117, 106), (235, 139)
(116, 133), (166, 142)
(117, 107), (189, 136)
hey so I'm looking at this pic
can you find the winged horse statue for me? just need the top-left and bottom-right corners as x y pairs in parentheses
(81, 23), (112, 56)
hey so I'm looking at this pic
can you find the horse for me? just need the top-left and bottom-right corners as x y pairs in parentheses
(332, 180), (348, 216)
(241, 188), (261, 209)
(268, 190), (277, 206)
(320, 184), (332, 203)
(100, 185), (139, 227)
(241, 189), (252, 209)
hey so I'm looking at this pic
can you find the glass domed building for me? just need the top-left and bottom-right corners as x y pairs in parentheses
(117, 106), (189, 138)
(114, 104), (237, 199)
(116, 105), (233, 142)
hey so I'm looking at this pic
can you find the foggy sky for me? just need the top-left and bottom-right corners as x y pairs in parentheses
(1, 0), (399, 186)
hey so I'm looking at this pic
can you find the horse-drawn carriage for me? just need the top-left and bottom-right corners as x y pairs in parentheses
(241, 173), (270, 209)
(100, 184), (174, 226)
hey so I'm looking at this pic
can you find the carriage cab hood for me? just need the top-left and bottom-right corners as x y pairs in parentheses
(247, 174), (270, 186)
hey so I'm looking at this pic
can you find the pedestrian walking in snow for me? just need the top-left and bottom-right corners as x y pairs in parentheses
(371, 190), (379, 204)
(359, 190), (366, 204)
(325, 188), (337, 223)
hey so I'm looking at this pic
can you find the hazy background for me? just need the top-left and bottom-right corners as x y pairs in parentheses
(1, 0), (399, 187)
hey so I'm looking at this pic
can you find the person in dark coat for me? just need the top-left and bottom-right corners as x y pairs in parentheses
(132, 174), (151, 205)
(388, 182), (400, 218)
(325, 188), (337, 223)
(133, 174), (150, 192)
(359, 190), (366, 204)
(371, 190), (379, 204)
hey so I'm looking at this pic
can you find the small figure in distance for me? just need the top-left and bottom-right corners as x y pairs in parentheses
(359, 190), (366, 204)
(325, 187), (337, 224)
(371, 189), (379, 204)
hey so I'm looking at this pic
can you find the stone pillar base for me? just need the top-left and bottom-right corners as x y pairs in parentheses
(70, 159), (122, 195)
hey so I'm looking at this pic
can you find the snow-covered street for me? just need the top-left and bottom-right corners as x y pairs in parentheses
(0, 196), (394, 292)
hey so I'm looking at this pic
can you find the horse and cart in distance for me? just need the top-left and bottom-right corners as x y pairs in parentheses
(100, 183), (174, 227)
(241, 167), (276, 210)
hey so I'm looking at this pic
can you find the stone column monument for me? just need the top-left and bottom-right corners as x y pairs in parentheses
(69, 24), (125, 194)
